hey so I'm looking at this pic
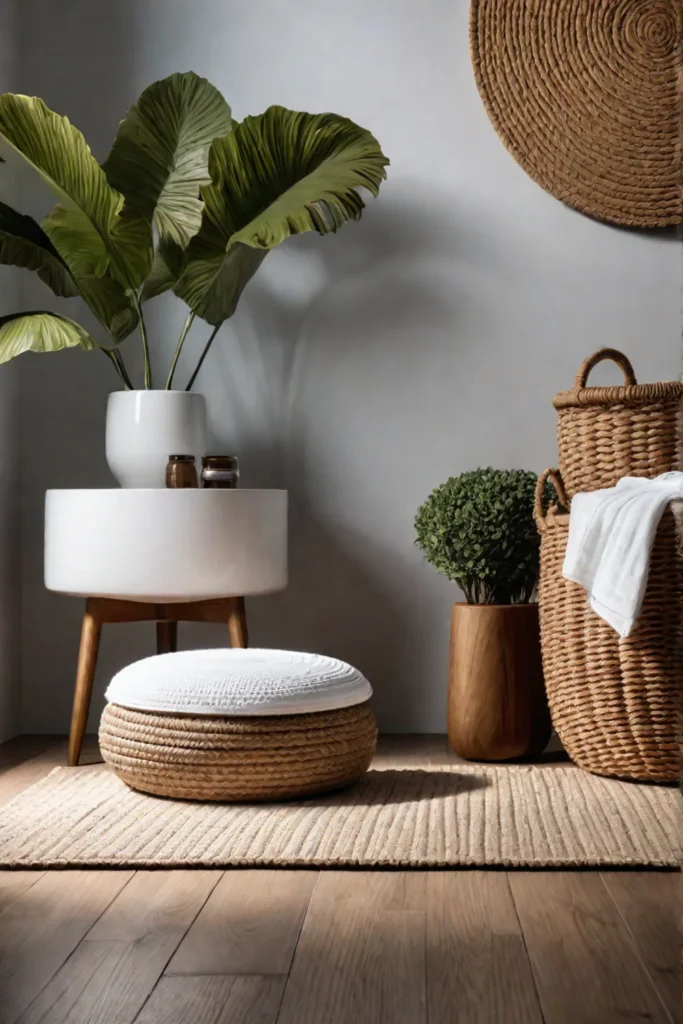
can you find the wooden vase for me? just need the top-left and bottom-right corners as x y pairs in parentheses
(447, 603), (551, 761)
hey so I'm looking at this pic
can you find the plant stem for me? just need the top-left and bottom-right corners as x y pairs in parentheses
(166, 311), (195, 390)
(114, 349), (135, 390)
(101, 347), (134, 390)
(185, 321), (223, 391)
(134, 295), (152, 389)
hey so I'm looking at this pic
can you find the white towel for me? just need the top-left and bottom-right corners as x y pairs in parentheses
(562, 472), (683, 638)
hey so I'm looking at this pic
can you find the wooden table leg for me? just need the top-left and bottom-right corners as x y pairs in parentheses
(227, 596), (249, 648)
(156, 621), (178, 654)
(67, 595), (249, 766)
(68, 599), (102, 767)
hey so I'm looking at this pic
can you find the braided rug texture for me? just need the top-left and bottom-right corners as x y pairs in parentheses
(99, 702), (378, 801)
(470, 0), (683, 227)
(0, 763), (678, 867)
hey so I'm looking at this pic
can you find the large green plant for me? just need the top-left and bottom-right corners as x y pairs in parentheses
(0, 73), (388, 390)
(414, 468), (546, 605)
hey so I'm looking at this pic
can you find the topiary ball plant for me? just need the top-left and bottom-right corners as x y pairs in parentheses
(414, 467), (544, 605)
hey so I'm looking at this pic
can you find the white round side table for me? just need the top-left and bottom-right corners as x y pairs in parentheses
(44, 489), (288, 765)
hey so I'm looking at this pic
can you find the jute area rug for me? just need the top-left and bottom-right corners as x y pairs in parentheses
(0, 764), (679, 869)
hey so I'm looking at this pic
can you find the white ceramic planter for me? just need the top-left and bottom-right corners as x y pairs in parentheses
(44, 489), (288, 601)
(105, 390), (207, 488)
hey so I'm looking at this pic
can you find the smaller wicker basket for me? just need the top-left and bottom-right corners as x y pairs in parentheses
(553, 348), (683, 498)
(535, 468), (682, 783)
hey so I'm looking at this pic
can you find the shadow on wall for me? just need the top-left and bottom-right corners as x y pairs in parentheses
(249, 184), (500, 450)
(18, 0), (144, 733)
(155, 190), (484, 734)
(200, 185), (499, 494)
(200, 191), (500, 732)
(250, 514), (419, 733)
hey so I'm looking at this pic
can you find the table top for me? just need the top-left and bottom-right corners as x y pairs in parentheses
(44, 488), (288, 602)
(46, 487), (287, 495)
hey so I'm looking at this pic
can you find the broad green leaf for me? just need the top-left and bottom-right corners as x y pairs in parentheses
(40, 204), (109, 279)
(75, 274), (138, 342)
(174, 106), (389, 323)
(216, 108), (389, 248)
(0, 94), (152, 287)
(0, 201), (76, 297)
(140, 237), (187, 302)
(140, 249), (176, 302)
(104, 72), (232, 247)
(0, 201), (136, 340)
(174, 241), (265, 325)
(0, 311), (97, 364)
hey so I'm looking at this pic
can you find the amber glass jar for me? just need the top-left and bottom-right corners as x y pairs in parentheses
(201, 455), (239, 489)
(166, 455), (198, 488)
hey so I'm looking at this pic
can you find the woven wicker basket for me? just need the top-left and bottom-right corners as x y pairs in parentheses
(100, 701), (378, 802)
(553, 349), (683, 498)
(535, 469), (682, 783)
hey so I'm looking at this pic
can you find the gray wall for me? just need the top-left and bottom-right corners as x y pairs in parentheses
(0, 0), (20, 742)
(17, 0), (681, 734)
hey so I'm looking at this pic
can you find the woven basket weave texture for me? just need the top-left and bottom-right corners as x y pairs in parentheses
(535, 470), (682, 783)
(100, 701), (378, 802)
(553, 349), (683, 498)
(470, 0), (683, 227)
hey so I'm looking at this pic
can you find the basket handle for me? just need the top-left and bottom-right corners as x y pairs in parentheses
(574, 348), (637, 389)
(534, 468), (569, 529)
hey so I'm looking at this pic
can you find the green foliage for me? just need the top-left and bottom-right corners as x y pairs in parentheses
(414, 468), (543, 605)
(0, 74), (388, 389)
(0, 94), (152, 287)
(103, 71), (233, 248)
(0, 201), (76, 297)
(173, 106), (388, 325)
(0, 311), (96, 362)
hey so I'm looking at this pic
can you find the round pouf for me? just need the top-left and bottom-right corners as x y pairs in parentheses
(99, 649), (377, 802)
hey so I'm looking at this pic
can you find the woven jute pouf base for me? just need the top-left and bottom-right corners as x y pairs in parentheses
(536, 471), (682, 784)
(100, 702), (378, 802)
(470, 0), (683, 227)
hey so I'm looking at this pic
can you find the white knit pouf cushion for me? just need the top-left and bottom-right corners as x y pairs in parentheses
(100, 648), (377, 802)
(104, 648), (373, 716)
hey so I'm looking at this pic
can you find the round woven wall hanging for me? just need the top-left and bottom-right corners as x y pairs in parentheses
(470, 0), (683, 228)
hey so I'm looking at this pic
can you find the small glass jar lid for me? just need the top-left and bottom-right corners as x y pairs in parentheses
(202, 455), (239, 469)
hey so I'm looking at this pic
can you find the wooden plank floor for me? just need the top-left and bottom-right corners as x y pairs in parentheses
(0, 736), (679, 1024)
